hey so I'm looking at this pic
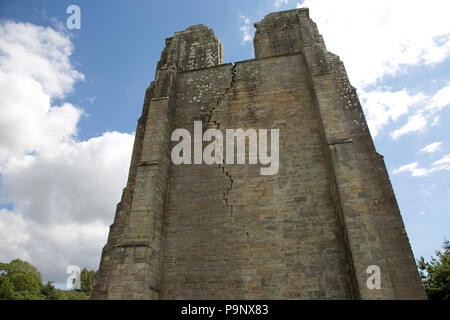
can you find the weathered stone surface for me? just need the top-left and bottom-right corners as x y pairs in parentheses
(92, 8), (426, 300)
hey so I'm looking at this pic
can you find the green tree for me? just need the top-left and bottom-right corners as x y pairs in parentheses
(0, 259), (45, 300)
(64, 290), (89, 300)
(41, 281), (62, 300)
(9, 259), (42, 284)
(0, 259), (96, 300)
(0, 275), (15, 300)
(418, 240), (450, 300)
(79, 268), (96, 297)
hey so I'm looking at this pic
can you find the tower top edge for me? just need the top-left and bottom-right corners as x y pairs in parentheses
(172, 24), (214, 36)
(166, 7), (310, 40)
(254, 7), (310, 27)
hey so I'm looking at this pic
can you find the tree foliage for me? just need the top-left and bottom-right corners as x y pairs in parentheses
(80, 268), (96, 297)
(41, 281), (65, 300)
(0, 259), (45, 300)
(0, 259), (95, 300)
(65, 290), (89, 300)
(418, 240), (450, 300)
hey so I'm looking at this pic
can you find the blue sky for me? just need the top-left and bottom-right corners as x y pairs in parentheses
(0, 0), (449, 286)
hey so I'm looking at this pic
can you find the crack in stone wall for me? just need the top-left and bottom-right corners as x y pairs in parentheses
(202, 64), (238, 217)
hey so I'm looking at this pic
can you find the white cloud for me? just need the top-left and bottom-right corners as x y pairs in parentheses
(389, 84), (450, 139)
(0, 209), (31, 262)
(390, 114), (428, 140)
(0, 73), (83, 160)
(1, 131), (134, 225)
(360, 89), (426, 137)
(419, 142), (442, 154)
(0, 21), (134, 283)
(361, 83), (450, 139)
(0, 21), (84, 98)
(0, 21), (85, 160)
(0, 208), (109, 284)
(394, 154), (450, 177)
(239, 14), (253, 44)
(393, 162), (430, 177)
(431, 116), (440, 127)
(423, 35), (450, 65)
(303, 0), (450, 90)
(433, 154), (450, 167)
(425, 84), (450, 113)
(0, 131), (134, 282)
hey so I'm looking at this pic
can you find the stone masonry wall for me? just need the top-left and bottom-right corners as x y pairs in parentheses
(92, 8), (426, 300)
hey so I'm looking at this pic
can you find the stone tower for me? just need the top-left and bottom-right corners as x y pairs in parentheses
(92, 8), (425, 300)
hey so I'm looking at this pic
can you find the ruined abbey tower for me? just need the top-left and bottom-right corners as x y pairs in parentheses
(92, 8), (425, 300)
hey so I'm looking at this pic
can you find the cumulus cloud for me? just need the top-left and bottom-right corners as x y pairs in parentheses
(0, 208), (109, 284)
(0, 21), (84, 98)
(0, 21), (134, 283)
(0, 21), (84, 161)
(419, 142), (442, 154)
(0, 132), (134, 225)
(0, 209), (31, 262)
